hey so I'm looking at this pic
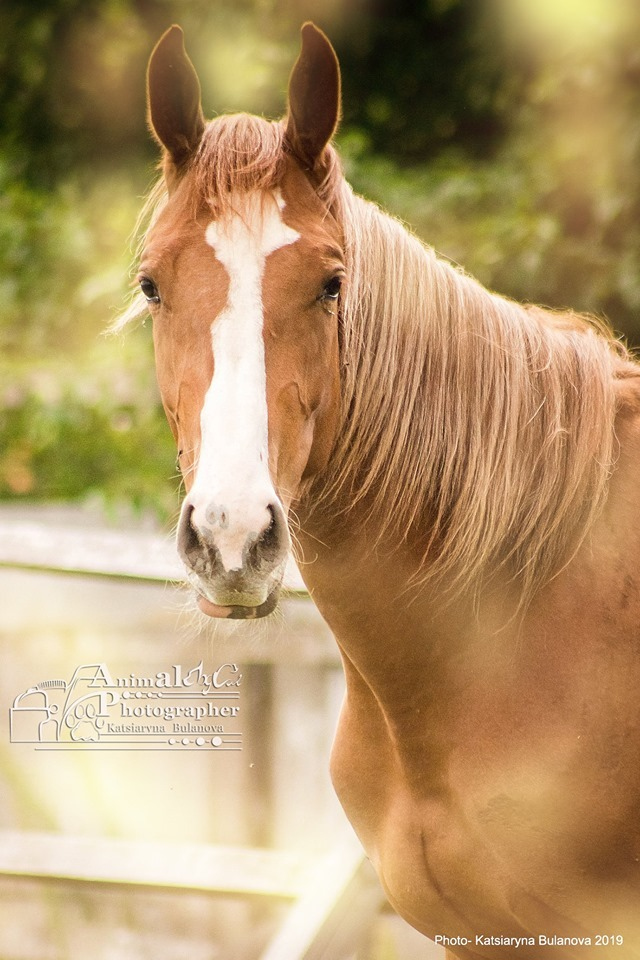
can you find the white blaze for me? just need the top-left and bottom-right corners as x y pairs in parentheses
(189, 190), (299, 572)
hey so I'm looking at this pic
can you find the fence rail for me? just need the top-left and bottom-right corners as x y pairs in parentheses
(0, 830), (383, 960)
(0, 831), (308, 899)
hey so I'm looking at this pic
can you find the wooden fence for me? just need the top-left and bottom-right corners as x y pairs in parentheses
(0, 504), (440, 960)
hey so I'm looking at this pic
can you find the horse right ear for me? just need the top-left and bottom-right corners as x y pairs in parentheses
(147, 25), (205, 175)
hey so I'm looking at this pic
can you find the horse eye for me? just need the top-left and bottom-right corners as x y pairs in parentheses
(139, 276), (160, 304)
(321, 276), (342, 301)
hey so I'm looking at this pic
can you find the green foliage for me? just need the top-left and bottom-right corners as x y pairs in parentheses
(0, 345), (177, 518)
(0, 0), (154, 185)
(335, 0), (522, 162)
(0, 154), (177, 517)
(0, 162), (138, 356)
(1, 0), (640, 519)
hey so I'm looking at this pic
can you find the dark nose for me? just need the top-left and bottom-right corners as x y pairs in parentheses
(177, 497), (289, 579)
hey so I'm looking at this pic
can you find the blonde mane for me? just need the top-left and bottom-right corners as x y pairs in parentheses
(318, 181), (634, 603)
(118, 113), (635, 604)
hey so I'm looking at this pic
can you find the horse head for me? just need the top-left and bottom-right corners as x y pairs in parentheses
(141, 24), (344, 618)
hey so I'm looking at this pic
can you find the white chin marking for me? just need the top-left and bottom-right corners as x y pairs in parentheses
(189, 190), (299, 573)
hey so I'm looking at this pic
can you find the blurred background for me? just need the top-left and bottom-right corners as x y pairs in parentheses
(2, 0), (640, 517)
(2, 2), (640, 957)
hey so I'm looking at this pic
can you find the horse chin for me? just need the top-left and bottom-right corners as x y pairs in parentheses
(196, 586), (280, 620)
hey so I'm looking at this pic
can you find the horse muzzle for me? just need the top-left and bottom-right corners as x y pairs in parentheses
(177, 495), (290, 619)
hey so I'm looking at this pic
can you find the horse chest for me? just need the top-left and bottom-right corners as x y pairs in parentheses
(331, 683), (548, 952)
(333, 676), (640, 957)
(327, 604), (640, 958)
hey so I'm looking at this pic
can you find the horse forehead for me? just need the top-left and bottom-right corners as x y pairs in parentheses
(205, 190), (300, 268)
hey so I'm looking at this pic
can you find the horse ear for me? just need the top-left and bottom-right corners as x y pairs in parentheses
(286, 22), (341, 169)
(147, 25), (205, 171)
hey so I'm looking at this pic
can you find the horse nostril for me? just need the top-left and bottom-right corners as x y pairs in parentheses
(177, 501), (200, 560)
(248, 502), (286, 568)
(261, 504), (278, 551)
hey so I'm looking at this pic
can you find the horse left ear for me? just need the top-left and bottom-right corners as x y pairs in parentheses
(147, 25), (205, 173)
(286, 22), (341, 169)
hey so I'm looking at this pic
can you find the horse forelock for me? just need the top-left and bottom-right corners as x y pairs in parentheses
(193, 114), (286, 210)
(193, 113), (344, 214)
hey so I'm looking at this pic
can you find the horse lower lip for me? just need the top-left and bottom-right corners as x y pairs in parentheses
(197, 597), (235, 618)
(197, 591), (279, 619)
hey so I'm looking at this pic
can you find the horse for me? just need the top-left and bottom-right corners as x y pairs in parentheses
(121, 21), (640, 959)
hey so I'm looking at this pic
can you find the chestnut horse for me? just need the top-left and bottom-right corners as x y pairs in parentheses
(122, 22), (640, 959)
